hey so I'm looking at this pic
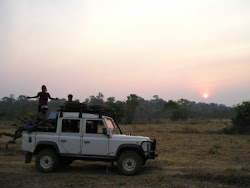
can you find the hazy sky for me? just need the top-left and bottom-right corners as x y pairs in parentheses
(1, 0), (250, 106)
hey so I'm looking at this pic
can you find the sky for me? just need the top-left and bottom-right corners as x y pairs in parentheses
(1, 0), (250, 107)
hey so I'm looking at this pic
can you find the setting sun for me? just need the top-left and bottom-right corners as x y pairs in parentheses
(203, 93), (209, 99)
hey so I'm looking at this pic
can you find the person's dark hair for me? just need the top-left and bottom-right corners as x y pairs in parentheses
(68, 94), (73, 98)
(41, 85), (47, 91)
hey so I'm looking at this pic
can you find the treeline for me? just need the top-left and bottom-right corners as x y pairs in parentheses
(0, 93), (235, 124)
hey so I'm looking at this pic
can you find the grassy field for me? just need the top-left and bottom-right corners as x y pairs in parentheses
(0, 120), (250, 188)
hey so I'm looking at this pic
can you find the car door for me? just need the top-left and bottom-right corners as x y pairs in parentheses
(58, 118), (82, 154)
(82, 119), (109, 156)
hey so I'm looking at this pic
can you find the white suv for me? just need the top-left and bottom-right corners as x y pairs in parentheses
(22, 106), (157, 175)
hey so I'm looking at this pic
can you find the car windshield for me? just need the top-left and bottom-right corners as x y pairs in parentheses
(105, 118), (121, 134)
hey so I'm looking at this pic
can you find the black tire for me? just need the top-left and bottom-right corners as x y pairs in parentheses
(36, 149), (59, 172)
(117, 150), (143, 175)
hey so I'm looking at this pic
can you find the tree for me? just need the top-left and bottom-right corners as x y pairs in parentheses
(125, 94), (139, 124)
(84, 98), (90, 104)
(176, 98), (193, 120)
(0, 93), (235, 122)
(153, 95), (159, 100)
(1, 94), (15, 103)
(17, 95), (28, 102)
(88, 92), (104, 105)
(106, 97), (115, 104)
(164, 100), (178, 111)
(163, 99), (192, 121)
(232, 101), (250, 134)
(97, 92), (104, 100)
(105, 97), (125, 123)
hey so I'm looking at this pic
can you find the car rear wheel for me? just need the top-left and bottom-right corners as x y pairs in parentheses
(36, 149), (59, 172)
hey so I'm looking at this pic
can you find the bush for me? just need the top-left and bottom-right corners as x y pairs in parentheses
(223, 125), (238, 134)
(27, 112), (38, 121)
(232, 101), (250, 134)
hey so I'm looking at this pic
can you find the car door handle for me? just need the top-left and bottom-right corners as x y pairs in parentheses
(84, 141), (90, 144)
(61, 139), (67, 142)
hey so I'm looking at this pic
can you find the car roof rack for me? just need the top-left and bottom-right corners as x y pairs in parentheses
(58, 102), (116, 118)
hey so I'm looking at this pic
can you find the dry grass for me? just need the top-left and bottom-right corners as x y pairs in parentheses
(0, 119), (250, 188)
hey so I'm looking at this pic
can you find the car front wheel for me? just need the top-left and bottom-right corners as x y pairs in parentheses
(117, 150), (143, 175)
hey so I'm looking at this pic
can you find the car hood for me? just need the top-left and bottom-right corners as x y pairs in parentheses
(111, 134), (151, 141)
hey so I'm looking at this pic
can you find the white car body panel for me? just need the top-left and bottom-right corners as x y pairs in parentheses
(22, 112), (156, 158)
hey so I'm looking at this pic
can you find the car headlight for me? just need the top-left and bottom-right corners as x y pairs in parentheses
(141, 141), (151, 154)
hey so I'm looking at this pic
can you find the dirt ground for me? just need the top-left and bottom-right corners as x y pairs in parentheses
(0, 120), (250, 188)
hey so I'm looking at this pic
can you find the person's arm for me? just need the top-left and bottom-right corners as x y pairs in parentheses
(27, 93), (39, 99)
(48, 93), (59, 100)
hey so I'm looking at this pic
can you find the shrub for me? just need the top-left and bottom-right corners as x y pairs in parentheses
(232, 101), (250, 134)
(223, 124), (238, 134)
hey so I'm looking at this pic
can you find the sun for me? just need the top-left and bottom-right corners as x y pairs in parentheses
(203, 93), (209, 99)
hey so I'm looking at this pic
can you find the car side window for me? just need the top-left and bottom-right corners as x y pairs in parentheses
(85, 120), (104, 134)
(62, 119), (80, 133)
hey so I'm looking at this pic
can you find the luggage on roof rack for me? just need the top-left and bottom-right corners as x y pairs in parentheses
(60, 102), (87, 112)
(59, 102), (116, 118)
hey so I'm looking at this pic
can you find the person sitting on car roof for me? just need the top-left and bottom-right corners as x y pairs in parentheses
(67, 94), (73, 102)
(36, 105), (55, 129)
